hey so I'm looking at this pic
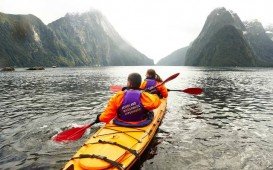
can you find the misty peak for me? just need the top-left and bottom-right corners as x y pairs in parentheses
(202, 7), (245, 32)
(211, 7), (227, 13)
(244, 20), (265, 34)
(265, 24), (273, 31)
(64, 9), (103, 20)
(64, 12), (80, 18)
(209, 7), (234, 18)
(208, 7), (240, 20)
(244, 19), (264, 28)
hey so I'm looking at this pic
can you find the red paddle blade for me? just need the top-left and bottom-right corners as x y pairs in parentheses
(53, 125), (90, 142)
(110, 85), (123, 92)
(156, 73), (180, 88)
(162, 73), (180, 84)
(182, 88), (203, 95)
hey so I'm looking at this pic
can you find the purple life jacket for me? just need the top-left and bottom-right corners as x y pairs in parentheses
(145, 79), (160, 95)
(117, 90), (148, 122)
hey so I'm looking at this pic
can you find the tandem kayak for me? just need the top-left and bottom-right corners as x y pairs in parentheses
(62, 98), (167, 170)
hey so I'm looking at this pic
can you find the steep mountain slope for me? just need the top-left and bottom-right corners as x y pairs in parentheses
(195, 25), (256, 66)
(244, 21), (273, 66)
(185, 7), (256, 66)
(159, 7), (273, 67)
(48, 11), (153, 66)
(265, 25), (273, 40)
(0, 12), (69, 67)
(0, 11), (153, 67)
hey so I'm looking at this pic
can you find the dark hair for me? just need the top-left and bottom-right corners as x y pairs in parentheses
(146, 69), (163, 82)
(128, 73), (142, 88)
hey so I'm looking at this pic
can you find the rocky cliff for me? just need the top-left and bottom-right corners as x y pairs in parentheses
(244, 21), (273, 66)
(159, 7), (273, 67)
(185, 7), (256, 67)
(0, 10), (153, 67)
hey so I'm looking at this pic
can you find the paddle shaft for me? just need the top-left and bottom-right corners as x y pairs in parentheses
(147, 73), (180, 92)
(111, 86), (202, 95)
(168, 88), (203, 95)
(168, 89), (182, 91)
(54, 73), (180, 142)
(87, 121), (97, 128)
(111, 73), (180, 92)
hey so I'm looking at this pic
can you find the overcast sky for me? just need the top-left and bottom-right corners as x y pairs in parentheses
(0, 0), (272, 62)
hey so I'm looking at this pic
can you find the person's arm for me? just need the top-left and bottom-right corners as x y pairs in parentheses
(156, 84), (168, 98)
(141, 92), (161, 110)
(99, 91), (124, 123)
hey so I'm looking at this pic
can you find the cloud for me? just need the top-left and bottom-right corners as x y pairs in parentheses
(0, 0), (272, 62)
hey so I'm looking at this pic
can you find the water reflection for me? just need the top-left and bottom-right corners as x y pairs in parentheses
(1, 67), (273, 169)
(161, 67), (273, 170)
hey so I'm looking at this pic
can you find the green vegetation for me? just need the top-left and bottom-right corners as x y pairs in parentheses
(0, 11), (153, 67)
(158, 7), (273, 67)
(196, 25), (256, 66)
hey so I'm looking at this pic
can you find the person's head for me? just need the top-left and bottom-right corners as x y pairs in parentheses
(146, 69), (156, 79)
(146, 69), (162, 82)
(127, 73), (142, 89)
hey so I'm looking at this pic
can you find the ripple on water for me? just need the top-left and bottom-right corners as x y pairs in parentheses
(1, 67), (273, 169)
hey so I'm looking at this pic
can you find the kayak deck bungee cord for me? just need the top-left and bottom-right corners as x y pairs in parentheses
(62, 98), (167, 170)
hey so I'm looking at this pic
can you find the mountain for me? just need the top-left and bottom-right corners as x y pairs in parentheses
(265, 25), (273, 40)
(156, 46), (188, 65)
(244, 21), (273, 66)
(48, 11), (153, 66)
(159, 7), (273, 67)
(191, 25), (256, 66)
(0, 12), (67, 67)
(0, 11), (153, 67)
(185, 7), (256, 67)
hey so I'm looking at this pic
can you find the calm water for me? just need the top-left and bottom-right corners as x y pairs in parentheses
(1, 66), (273, 170)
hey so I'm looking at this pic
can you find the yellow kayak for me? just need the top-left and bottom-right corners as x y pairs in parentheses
(62, 98), (167, 170)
